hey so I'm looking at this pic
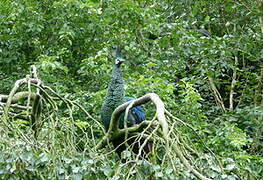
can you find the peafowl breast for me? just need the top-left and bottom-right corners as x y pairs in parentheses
(101, 55), (151, 159)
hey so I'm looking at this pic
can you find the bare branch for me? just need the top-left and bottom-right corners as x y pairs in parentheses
(4, 78), (41, 114)
(0, 91), (36, 103)
(229, 56), (238, 111)
(95, 120), (155, 150)
(207, 76), (226, 112)
(0, 102), (32, 110)
(171, 142), (211, 180)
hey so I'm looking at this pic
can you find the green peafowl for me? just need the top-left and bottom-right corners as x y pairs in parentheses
(101, 48), (151, 159)
(101, 55), (125, 132)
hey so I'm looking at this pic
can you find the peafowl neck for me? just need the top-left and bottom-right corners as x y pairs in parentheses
(108, 65), (124, 103)
(101, 64), (125, 131)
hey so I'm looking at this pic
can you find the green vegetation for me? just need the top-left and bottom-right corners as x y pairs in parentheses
(0, 0), (262, 179)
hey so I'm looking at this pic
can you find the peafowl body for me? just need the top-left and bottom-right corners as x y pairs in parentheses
(101, 56), (151, 158)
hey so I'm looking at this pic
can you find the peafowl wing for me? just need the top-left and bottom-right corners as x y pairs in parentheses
(118, 97), (145, 129)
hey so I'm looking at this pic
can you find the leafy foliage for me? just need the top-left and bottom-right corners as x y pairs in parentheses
(0, 0), (262, 179)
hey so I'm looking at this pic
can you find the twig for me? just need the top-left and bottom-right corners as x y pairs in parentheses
(41, 85), (101, 128)
(0, 111), (28, 120)
(165, 109), (223, 170)
(126, 124), (160, 180)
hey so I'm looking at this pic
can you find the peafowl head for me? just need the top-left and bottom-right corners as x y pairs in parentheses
(112, 45), (125, 67)
(115, 56), (125, 67)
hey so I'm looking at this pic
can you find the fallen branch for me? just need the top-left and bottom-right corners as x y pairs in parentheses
(96, 93), (211, 180)
(0, 91), (36, 104)
(95, 93), (168, 150)
(0, 102), (32, 111)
